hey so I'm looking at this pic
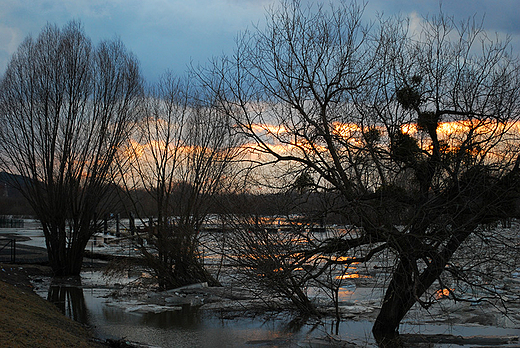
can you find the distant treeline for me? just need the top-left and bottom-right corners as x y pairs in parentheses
(0, 171), (346, 224)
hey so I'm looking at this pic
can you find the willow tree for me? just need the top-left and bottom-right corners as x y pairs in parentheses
(0, 21), (143, 276)
(117, 73), (240, 289)
(201, 0), (520, 344)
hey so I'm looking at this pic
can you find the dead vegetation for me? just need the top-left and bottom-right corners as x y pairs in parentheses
(0, 277), (102, 348)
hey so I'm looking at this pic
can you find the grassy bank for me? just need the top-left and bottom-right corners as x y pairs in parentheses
(0, 264), (103, 348)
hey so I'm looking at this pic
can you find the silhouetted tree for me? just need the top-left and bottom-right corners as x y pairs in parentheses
(0, 21), (143, 276)
(116, 73), (240, 289)
(201, 1), (520, 344)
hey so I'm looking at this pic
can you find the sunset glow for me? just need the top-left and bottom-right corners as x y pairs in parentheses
(251, 123), (288, 136)
(401, 123), (418, 135)
(235, 118), (520, 169)
(332, 122), (362, 138)
(123, 140), (146, 159)
(125, 118), (520, 170)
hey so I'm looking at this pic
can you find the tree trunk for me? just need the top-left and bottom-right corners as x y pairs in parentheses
(46, 227), (89, 277)
(373, 229), (473, 345)
(173, 254), (220, 288)
(372, 257), (416, 345)
(288, 284), (319, 316)
(49, 246), (85, 276)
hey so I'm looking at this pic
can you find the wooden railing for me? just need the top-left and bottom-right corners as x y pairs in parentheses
(0, 239), (16, 263)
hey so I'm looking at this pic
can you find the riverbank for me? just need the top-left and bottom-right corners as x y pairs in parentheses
(3, 261), (520, 348)
(0, 263), (104, 348)
(1, 221), (520, 348)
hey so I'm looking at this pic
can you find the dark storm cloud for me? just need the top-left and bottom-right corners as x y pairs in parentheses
(0, 0), (518, 83)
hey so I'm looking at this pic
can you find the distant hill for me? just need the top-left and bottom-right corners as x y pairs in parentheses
(0, 172), (28, 197)
(0, 172), (34, 216)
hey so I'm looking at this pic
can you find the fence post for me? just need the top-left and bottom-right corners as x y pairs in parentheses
(11, 239), (16, 263)
(129, 212), (135, 236)
(104, 214), (108, 235)
(116, 213), (120, 237)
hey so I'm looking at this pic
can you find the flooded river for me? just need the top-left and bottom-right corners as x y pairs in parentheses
(30, 270), (519, 348)
(35, 272), (378, 347)
(2, 219), (520, 347)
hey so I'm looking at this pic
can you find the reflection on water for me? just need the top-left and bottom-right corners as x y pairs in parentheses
(279, 315), (308, 334)
(143, 305), (201, 328)
(335, 273), (370, 279)
(101, 303), (202, 330)
(47, 282), (89, 324)
(43, 282), (362, 347)
(39, 274), (520, 348)
(94, 303), (330, 347)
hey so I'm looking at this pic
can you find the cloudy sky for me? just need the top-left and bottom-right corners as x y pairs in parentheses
(1, 0), (519, 83)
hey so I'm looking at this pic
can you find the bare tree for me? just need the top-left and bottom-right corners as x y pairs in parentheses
(214, 191), (325, 316)
(116, 73), (240, 289)
(0, 21), (143, 276)
(200, 0), (520, 344)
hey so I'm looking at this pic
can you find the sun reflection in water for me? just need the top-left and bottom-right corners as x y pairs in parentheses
(335, 273), (370, 280)
(434, 288), (453, 299)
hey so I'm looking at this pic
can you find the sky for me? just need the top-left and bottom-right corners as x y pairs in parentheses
(1, 0), (519, 84)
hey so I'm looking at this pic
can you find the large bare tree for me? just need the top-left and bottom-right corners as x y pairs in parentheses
(117, 73), (240, 289)
(200, 0), (520, 343)
(0, 21), (143, 276)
